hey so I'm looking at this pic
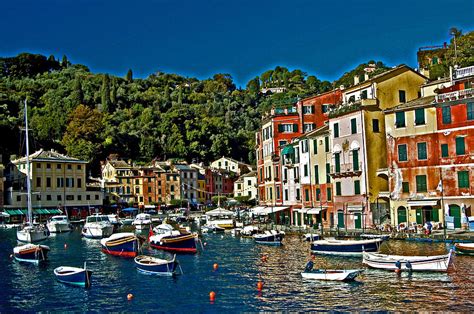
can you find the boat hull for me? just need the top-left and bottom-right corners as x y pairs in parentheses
(82, 225), (114, 239)
(54, 267), (92, 287)
(150, 234), (197, 253)
(362, 250), (453, 272)
(13, 244), (50, 264)
(101, 234), (139, 257)
(17, 226), (49, 243)
(134, 255), (178, 276)
(253, 231), (285, 245)
(311, 239), (383, 256)
(301, 269), (362, 281)
(455, 243), (474, 256)
(47, 222), (72, 233)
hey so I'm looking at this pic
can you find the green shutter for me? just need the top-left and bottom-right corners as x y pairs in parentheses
(442, 106), (451, 124)
(395, 112), (405, 127)
(325, 136), (329, 152)
(441, 144), (448, 157)
(398, 144), (407, 162)
(415, 108), (425, 125)
(334, 123), (339, 138)
(467, 103), (474, 120)
(432, 208), (439, 222)
(402, 182), (409, 193)
(326, 163), (331, 183)
(353, 150), (359, 170)
(417, 142), (427, 160)
(416, 175), (427, 192)
(278, 124), (283, 132)
(293, 124), (298, 132)
(336, 182), (341, 195)
(313, 139), (318, 154)
(354, 180), (360, 194)
(314, 165), (319, 184)
(458, 171), (470, 188)
(456, 137), (465, 155)
(351, 118), (357, 134)
(335, 153), (341, 173)
(326, 187), (332, 201)
(316, 188), (321, 201)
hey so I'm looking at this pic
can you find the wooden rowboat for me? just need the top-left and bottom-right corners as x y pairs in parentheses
(301, 269), (363, 281)
(362, 250), (453, 272)
(455, 243), (474, 256)
(134, 255), (179, 276)
(54, 263), (92, 287)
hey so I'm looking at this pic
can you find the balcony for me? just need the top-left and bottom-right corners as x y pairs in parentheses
(453, 65), (474, 81)
(330, 162), (363, 178)
(436, 88), (474, 103)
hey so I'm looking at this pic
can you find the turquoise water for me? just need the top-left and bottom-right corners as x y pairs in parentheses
(0, 227), (473, 312)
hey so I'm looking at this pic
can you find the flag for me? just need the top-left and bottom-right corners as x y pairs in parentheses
(148, 225), (154, 241)
(436, 180), (443, 192)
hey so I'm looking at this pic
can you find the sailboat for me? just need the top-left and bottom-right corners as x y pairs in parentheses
(16, 99), (49, 243)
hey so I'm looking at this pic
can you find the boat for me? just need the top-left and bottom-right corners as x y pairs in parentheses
(362, 250), (453, 272)
(47, 215), (72, 233)
(304, 233), (320, 241)
(16, 100), (49, 243)
(107, 214), (123, 228)
(301, 269), (362, 281)
(253, 230), (285, 245)
(134, 255), (179, 276)
(454, 243), (474, 256)
(360, 234), (390, 241)
(13, 243), (50, 264)
(203, 207), (235, 229)
(100, 232), (140, 257)
(311, 238), (383, 256)
(54, 263), (92, 287)
(202, 223), (225, 233)
(132, 213), (152, 231)
(120, 217), (134, 226)
(149, 223), (198, 253)
(81, 214), (114, 239)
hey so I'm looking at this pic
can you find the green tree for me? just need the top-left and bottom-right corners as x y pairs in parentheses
(70, 77), (83, 106)
(446, 30), (473, 67)
(126, 69), (133, 82)
(101, 74), (111, 112)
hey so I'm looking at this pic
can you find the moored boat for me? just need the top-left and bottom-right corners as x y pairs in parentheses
(132, 213), (152, 231)
(304, 233), (320, 242)
(54, 263), (92, 287)
(253, 230), (285, 245)
(100, 232), (140, 257)
(149, 223), (198, 253)
(362, 250), (453, 272)
(454, 243), (474, 256)
(134, 255), (178, 276)
(311, 238), (383, 256)
(203, 208), (235, 229)
(301, 269), (362, 281)
(47, 215), (72, 233)
(82, 214), (114, 239)
(13, 244), (50, 264)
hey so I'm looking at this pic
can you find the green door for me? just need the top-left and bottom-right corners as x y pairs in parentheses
(397, 207), (407, 224)
(416, 209), (423, 224)
(450, 205), (461, 228)
(354, 212), (362, 229)
(297, 212), (302, 226)
(293, 211), (297, 226)
(337, 211), (344, 228)
(432, 208), (439, 222)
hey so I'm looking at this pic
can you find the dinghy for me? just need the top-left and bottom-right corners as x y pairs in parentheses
(100, 232), (140, 257)
(454, 243), (474, 256)
(253, 230), (285, 245)
(13, 244), (50, 264)
(300, 261), (362, 281)
(134, 255), (178, 276)
(54, 263), (92, 287)
(362, 250), (453, 272)
(311, 238), (383, 256)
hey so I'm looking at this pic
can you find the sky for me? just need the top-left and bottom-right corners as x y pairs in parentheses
(1, 0), (473, 87)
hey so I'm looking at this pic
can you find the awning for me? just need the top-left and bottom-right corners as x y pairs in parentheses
(1, 212), (10, 217)
(250, 206), (267, 215)
(265, 206), (289, 214)
(408, 200), (439, 207)
(347, 205), (364, 212)
(206, 208), (234, 216)
(307, 208), (322, 214)
(144, 205), (156, 209)
(2, 208), (63, 216)
(122, 207), (139, 212)
(281, 145), (295, 155)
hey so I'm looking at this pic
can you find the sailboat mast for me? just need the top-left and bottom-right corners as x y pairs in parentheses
(24, 99), (32, 225)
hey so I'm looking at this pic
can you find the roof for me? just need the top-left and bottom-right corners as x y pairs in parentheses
(12, 149), (86, 164)
(108, 160), (131, 168)
(214, 156), (252, 168)
(240, 170), (256, 178)
(384, 96), (436, 113)
(303, 125), (329, 138)
(174, 164), (194, 171)
(206, 208), (234, 216)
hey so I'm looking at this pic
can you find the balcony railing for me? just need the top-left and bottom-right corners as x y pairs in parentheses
(453, 65), (474, 80)
(330, 162), (363, 178)
(436, 88), (474, 102)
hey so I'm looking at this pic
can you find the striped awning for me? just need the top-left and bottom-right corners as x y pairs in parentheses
(2, 208), (63, 216)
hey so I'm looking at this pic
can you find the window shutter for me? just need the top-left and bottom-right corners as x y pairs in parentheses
(293, 124), (298, 132)
(278, 124), (283, 132)
(311, 105), (315, 113)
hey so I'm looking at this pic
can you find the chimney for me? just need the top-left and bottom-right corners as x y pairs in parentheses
(354, 76), (359, 85)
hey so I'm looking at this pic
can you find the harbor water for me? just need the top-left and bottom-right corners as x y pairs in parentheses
(0, 227), (473, 312)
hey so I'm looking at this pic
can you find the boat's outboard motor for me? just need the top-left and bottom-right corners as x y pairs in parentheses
(305, 260), (314, 272)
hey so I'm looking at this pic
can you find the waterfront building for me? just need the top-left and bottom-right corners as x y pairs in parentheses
(210, 156), (253, 176)
(204, 168), (236, 204)
(101, 158), (133, 205)
(5, 149), (102, 210)
(0, 155), (4, 208)
(329, 65), (426, 230)
(233, 170), (257, 200)
(173, 164), (199, 206)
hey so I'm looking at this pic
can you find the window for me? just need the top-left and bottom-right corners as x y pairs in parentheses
(148, 186), (152, 193)
(57, 177), (64, 188)
(67, 164), (72, 170)
(77, 178), (82, 188)
(316, 188), (321, 201)
(284, 189), (288, 201)
(77, 165), (81, 170)
(36, 177), (41, 188)
(57, 195), (62, 201)
(456, 137), (465, 155)
(398, 144), (408, 162)
(57, 164), (61, 169)
(327, 187), (332, 201)
(86, 195), (91, 201)
(326, 163), (331, 183)
(336, 182), (342, 196)
(468, 103), (474, 120)
(296, 188), (300, 200)
(417, 142), (427, 160)
(335, 152), (341, 173)
(304, 123), (315, 132)
(36, 163), (41, 169)
(278, 124), (298, 133)
(78, 195), (82, 201)
(361, 90), (368, 99)
(333, 123), (339, 138)
(305, 189), (310, 201)
(373, 119), (379, 132)
(441, 144), (448, 158)
(46, 177), (51, 188)
(458, 171), (469, 188)
(442, 106), (451, 124)
(351, 118), (357, 134)
(324, 136), (329, 152)
(354, 180), (360, 195)
(46, 163), (51, 169)
(95, 195), (99, 200)
(303, 164), (308, 177)
(279, 140), (287, 147)
(66, 195), (74, 201)
(402, 182), (409, 193)
(276, 187), (280, 200)
(303, 105), (314, 114)
(353, 150), (359, 171)
(314, 165), (319, 184)
(16, 195), (21, 202)
(47, 195), (52, 201)
(399, 90), (406, 103)
(247, 180), (251, 185)
(415, 108), (425, 125)
(313, 139), (318, 154)
(301, 140), (308, 153)
(416, 175), (427, 192)
(395, 112), (406, 128)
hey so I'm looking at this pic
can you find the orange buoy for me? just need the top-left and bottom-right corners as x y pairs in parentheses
(213, 263), (219, 271)
(127, 293), (134, 300)
(311, 254), (316, 260)
(394, 268), (401, 274)
(64, 243), (68, 249)
(261, 255), (267, 262)
(257, 281), (264, 291)
(209, 291), (216, 302)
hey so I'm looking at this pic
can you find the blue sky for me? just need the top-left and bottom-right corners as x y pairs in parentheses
(1, 0), (472, 87)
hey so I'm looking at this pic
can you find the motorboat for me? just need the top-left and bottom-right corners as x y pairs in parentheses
(149, 223), (198, 253)
(253, 230), (285, 245)
(47, 215), (72, 233)
(362, 250), (453, 272)
(132, 213), (152, 231)
(107, 214), (123, 228)
(203, 208), (234, 229)
(303, 233), (320, 242)
(100, 232), (140, 257)
(120, 217), (134, 226)
(54, 263), (92, 287)
(13, 244), (50, 264)
(454, 243), (474, 256)
(311, 238), (384, 256)
(134, 255), (179, 276)
(82, 214), (114, 239)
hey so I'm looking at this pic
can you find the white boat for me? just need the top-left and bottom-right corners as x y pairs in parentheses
(362, 250), (453, 272)
(253, 230), (285, 245)
(120, 217), (134, 226)
(82, 214), (114, 239)
(204, 207), (234, 229)
(13, 243), (50, 264)
(47, 215), (72, 233)
(311, 238), (383, 256)
(16, 100), (49, 243)
(132, 213), (152, 231)
(301, 269), (363, 281)
(107, 214), (123, 227)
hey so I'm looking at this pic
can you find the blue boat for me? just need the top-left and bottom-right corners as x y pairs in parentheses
(13, 244), (50, 264)
(54, 263), (92, 287)
(253, 230), (285, 245)
(311, 238), (383, 256)
(100, 232), (140, 257)
(134, 255), (179, 276)
(149, 224), (198, 253)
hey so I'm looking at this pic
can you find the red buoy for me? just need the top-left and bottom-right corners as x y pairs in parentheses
(257, 281), (264, 291)
(213, 263), (219, 271)
(395, 268), (401, 274)
(127, 293), (134, 301)
(209, 291), (216, 302)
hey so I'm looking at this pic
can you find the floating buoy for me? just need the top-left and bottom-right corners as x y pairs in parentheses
(127, 293), (134, 301)
(10, 254), (13, 259)
(394, 268), (401, 274)
(311, 255), (316, 260)
(213, 263), (219, 271)
(64, 243), (68, 249)
(257, 281), (264, 291)
(209, 291), (216, 302)
(261, 255), (267, 262)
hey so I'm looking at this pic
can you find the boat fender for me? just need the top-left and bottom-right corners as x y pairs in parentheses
(395, 260), (401, 269)
(305, 261), (314, 272)
(406, 261), (412, 272)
